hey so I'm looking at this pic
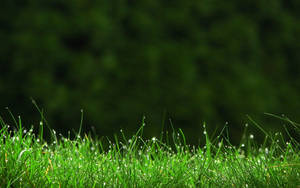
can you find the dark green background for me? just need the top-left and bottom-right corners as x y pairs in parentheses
(1, 0), (299, 145)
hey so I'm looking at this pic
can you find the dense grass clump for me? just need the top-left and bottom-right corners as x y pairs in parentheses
(0, 114), (299, 187)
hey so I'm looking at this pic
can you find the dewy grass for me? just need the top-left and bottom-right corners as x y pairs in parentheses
(0, 114), (299, 187)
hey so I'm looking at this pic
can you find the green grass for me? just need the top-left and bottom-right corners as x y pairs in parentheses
(0, 114), (299, 187)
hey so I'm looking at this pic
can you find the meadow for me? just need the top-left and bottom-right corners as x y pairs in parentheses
(0, 111), (299, 187)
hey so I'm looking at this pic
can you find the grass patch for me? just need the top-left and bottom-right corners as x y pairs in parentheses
(0, 113), (299, 187)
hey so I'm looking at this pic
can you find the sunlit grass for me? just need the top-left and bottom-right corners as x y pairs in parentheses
(0, 113), (299, 187)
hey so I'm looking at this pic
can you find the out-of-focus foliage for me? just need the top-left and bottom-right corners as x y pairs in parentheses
(1, 0), (299, 144)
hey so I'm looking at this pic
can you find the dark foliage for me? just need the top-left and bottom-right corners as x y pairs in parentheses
(1, 0), (299, 144)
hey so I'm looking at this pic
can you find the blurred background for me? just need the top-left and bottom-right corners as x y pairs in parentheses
(1, 0), (299, 145)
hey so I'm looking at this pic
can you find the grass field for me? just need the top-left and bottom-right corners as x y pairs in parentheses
(0, 113), (299, 187)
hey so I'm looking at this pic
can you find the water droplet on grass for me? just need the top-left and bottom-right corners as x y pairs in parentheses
(152, 137), (157, 142)
(265, 148), (269, 154)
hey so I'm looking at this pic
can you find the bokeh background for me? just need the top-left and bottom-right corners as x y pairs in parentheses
(1, 0), (299, 145)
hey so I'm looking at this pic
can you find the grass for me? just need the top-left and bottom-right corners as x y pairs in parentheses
(0, 113), (299, 187)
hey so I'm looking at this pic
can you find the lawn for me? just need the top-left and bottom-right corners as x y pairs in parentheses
(0, 113), (299, 187)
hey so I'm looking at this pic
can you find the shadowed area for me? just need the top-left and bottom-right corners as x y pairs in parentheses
(0, 0), (299, 145)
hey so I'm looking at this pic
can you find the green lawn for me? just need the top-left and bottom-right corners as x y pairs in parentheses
(0, 114), (299, 187)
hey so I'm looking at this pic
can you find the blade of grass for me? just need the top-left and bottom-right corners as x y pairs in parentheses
(31, 98), (57, 143)
(203, 122), (211, 162)
(5, 107), (18, 128)
(178, 128), (187, 149)
(264, 113), (300, 132)
(78, 109), (84, 136)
